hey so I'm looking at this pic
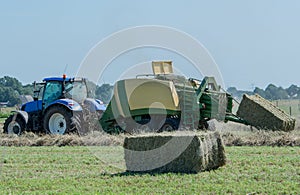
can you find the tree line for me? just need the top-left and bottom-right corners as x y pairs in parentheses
(1, 75), (300, 106)
(0, 76), (33, 106)
(0, 76), (113, 106)
(228, 84), (300, 101)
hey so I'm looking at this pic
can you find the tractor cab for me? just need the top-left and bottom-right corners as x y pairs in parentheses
(24, 75), (88, 113)
(4, 75), (106, 135)
(41, 76), (88, 108)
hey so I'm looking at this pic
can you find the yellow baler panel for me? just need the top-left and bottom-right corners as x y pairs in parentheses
(114, 79), (179, 113)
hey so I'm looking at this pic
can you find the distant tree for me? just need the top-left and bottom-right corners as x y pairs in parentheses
(22, 84), (34, 96)
(0, 87), (20, 106)
(96, 84), (113, 104)
(227, 87), (237, 94)
(264, 84), (277, 100)
(264, 84), (288, 100)
(0, 87), (5, 102)
(0, 76), (23, 94)
(276, 86), (289, 100)
(254, 87), (267, 98)
(0, 76), (33, 106)
(227, 87), (253, 100)
(85, 80), (97, 98)
(286, 84), (300, 98)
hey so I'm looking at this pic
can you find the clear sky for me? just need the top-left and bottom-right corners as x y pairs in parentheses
(1, 0), (300, 90)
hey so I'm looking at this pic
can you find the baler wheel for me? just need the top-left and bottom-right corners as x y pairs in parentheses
(158, 119), (176, 132)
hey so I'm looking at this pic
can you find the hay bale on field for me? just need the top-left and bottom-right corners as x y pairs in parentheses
(237, 94), (295, 131)
(123, 131), (226, 173)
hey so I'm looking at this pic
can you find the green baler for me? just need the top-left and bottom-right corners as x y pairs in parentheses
(100, 61), (247, 133)
(100, 61), (295, 133)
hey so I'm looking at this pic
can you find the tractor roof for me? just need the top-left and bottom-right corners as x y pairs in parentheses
(43, 77), (72, 82)
(43, 76), (84, 82)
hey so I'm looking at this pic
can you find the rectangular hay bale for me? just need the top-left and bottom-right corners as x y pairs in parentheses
(237, 94), (295, 131)
(123, 131), (226, 173)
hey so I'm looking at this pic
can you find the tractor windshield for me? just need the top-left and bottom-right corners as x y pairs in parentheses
(65, 81), (88, 103)
(43, 81), (63, 104)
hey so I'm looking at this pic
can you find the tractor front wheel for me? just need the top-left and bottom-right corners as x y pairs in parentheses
(3, 114), (25, 135)
(43, 106), (75, 135)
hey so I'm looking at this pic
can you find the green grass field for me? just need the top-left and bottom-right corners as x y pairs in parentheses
(1, 146), (299, 194)
(0, 107), (14, 124)
(0, 118), (5, 124)
(0, 103), (299, 194)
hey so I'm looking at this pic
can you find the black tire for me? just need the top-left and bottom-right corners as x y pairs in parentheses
(199, 119), (209, 130)
(158, 119), (176, 132)
(72, 112), (84, 135)
(3, 114), (25, 135)
(81, 105), (102, 134)
(43, 106), (78, 135)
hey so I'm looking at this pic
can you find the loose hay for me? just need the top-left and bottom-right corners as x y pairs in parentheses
(221, 130), (300, 146)
(0, 131), (124, 146)
(123, 131), (226, 173)
(237, 94), (295, 131)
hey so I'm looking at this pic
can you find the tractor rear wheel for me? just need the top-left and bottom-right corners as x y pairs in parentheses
(3, 114), (25, 135)
(43, 106), (77, 135)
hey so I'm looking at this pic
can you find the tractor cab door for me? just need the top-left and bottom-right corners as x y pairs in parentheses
(42, 81), (62, 109)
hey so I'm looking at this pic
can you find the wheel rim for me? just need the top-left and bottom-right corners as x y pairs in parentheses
(48, 113), (66, 134)
(7, 121), (21, 135)
(139, 124), (151, 132)
(160, 123), (174, 131)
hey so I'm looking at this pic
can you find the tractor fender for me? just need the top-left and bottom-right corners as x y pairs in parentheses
(45, 99), (83, 112)
(12, 110), (29, 124)
(84, 98), (106, 112)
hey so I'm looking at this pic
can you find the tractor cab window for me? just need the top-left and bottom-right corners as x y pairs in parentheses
(43, 81), (62, 105)
(33, 84), (45, 101)
(64, 81), (87, 103)
(36, 86), (44, 100)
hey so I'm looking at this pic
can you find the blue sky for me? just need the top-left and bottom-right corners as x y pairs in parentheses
(1, 0), (300, 90)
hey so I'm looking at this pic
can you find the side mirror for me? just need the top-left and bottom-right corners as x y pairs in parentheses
(33, 82), (38, 101)
(33, 81), (37, 90)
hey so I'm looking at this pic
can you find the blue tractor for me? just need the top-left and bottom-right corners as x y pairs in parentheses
(3, 75), (106, 135)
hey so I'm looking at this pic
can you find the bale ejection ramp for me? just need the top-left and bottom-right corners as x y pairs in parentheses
(237, 94), (295, 131)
